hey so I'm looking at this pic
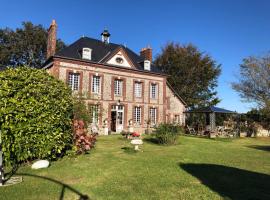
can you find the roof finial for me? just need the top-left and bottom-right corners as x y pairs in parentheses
(101, 28), (111, 44)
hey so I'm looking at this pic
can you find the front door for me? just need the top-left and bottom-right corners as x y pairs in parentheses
(111, 111), (117, 132)
(111, 105), (124, 133)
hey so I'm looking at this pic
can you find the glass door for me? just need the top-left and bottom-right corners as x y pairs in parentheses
(111, 105), (124, 133)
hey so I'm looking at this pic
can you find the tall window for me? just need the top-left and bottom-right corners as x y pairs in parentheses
(149, 107), (157, 124)
(134, 106), (142, 124)
(174, 115), (180, 124)
(92, 75), (100, 94)
(68, 72), (80, 91)
(150, 83), (157, 99)
(89, 104), (100, 124)
(134, 82), (142, 98)
(114, 79), (123, 96)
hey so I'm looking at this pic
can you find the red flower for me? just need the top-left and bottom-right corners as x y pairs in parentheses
(132, 132), (140, 137)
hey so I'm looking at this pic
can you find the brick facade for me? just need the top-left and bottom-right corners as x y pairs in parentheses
(46, 57), (186, 134)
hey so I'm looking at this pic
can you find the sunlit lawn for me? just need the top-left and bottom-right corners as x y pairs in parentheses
(1, 135), (270, 200)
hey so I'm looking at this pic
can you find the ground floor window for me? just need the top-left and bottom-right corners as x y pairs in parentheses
(174, 115), (180, 124)
(149, 107), (157, 125)
(89, 104), (100, 124)
(134, 106), (142, 124)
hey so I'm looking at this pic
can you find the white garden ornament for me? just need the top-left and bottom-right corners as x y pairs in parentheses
(31, 160), (50, 169)
(130, 139), (143, 151)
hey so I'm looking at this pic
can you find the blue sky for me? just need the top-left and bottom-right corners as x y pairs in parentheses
(1, 0), (269, 113)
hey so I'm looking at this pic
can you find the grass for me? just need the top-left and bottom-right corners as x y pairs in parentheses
(1, 135), (270, 200)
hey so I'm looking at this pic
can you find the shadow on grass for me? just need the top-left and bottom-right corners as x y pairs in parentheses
(121, 147), (138, 154)
(15, 173), (90, 200)
(180, 163), (270, 200)
(143, 137), (159, 145)
(4, 164), (19, 183)
(4, 164), (89, 200)
(247, 145), (270, 152)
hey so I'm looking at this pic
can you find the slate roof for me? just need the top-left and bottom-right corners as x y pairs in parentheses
(185, 106), (236, 114)
(54, 37), (163, 74)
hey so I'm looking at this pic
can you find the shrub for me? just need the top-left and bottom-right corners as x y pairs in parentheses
(0, 67), (73, 165)
(73, 97), (91, 126)
(73, 120), (97, 154)
(154, 123), (182, 145)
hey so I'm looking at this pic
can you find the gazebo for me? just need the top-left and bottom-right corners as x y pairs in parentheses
(185, 106), (237, 132)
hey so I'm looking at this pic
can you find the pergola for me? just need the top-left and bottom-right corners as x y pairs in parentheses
(185, 106), (237, 132)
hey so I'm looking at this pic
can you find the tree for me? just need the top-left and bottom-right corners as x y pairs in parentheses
(0, 67), (73, 165)
(155, 42), (221, 107)
(0, 21), (66, 68)
(232, 54), (270, 110)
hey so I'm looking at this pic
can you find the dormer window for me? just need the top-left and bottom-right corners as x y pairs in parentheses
(82, 48), (92, 60)
(144, 60), (151, 71)
(115, 57), (124, 64)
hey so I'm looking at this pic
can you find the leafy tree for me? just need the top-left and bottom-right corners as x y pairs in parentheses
(155, 42), (221, 107)
(0, 21), (66, 69)
(0, 67), (73, 165)
(232, 54), (270, 111)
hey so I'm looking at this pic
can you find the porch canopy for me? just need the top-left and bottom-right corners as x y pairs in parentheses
(185, 106), (237, 131)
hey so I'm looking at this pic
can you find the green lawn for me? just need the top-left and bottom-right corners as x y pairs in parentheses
(1, 135), (270, 200)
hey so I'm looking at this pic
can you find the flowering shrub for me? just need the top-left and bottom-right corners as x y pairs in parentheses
(73, 120), (97, 154)
(132, 132), (140, 138)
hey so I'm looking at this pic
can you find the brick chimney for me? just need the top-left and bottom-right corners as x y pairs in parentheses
(47, 19), (57, 59)
(140, 46), (152, 62)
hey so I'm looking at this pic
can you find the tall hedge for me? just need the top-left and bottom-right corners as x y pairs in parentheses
(0, 67), (73, 165)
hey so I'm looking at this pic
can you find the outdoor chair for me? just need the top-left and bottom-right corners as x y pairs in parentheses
(187, 125), (196, 135)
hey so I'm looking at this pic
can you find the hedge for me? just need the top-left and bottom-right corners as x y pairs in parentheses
(0, 67), (73, 165)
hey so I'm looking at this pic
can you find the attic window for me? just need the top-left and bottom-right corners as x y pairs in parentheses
(116, 57), (124, 64)
(82, 48), (92, 60)
(144, 60), (151, 71)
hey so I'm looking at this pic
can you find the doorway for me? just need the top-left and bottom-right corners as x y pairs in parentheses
(111, 111), (117, 132)
(110, 105), (124, 133)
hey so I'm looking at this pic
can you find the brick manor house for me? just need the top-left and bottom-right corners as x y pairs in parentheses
(43, 20), (186, 134)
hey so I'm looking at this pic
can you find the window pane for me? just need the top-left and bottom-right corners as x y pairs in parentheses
(69, 73), (80, 91)
(92, 76), (100, 93)
(135, 82), (142, 98)
(89, 104), (100, 124)
(150, 83), (157, 99)
(114, 79), (123, 96)
(134, 106), (141, 124)
(150, 108), (157, 124)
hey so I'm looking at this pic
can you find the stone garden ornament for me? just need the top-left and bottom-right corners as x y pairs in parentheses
(130, 139), (143, 151)
(31, 160), (50, 169)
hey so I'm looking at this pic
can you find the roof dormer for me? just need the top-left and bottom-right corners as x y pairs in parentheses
(82, 48), (92, 60)
(143, 60), (151, 71)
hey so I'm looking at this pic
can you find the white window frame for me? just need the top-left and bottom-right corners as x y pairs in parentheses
(150, 83), (157, 99)
(92, 75), (101, 94)
(149, 108), (157, 125)
(114, 79), (123, 96)
(68, 72), (80, 91)
(134, 106), (142, 124)
(134, 82), (142, 98)
(89, 104), (100, 124)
